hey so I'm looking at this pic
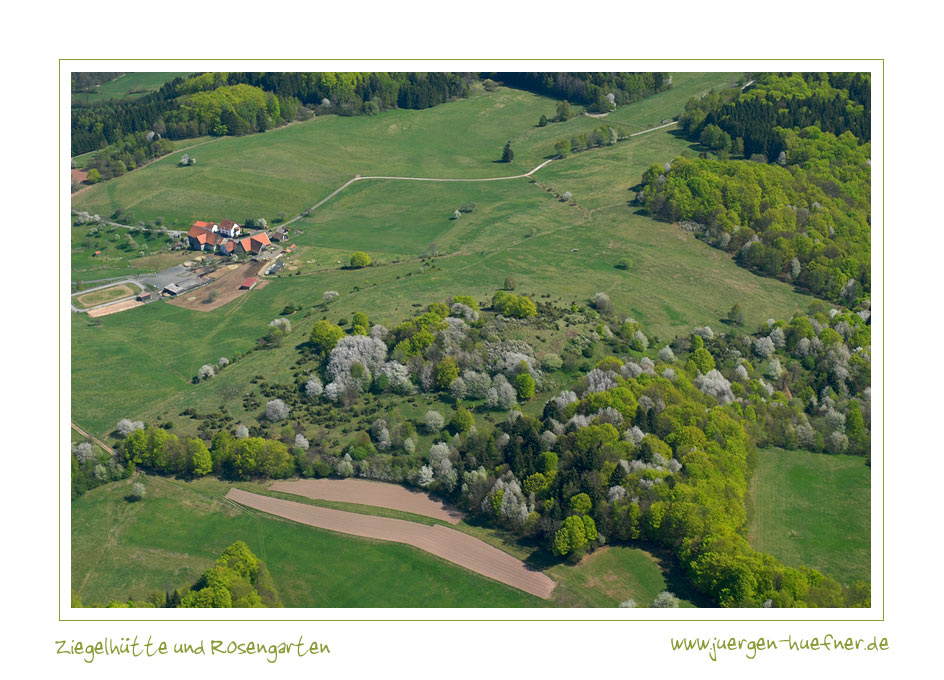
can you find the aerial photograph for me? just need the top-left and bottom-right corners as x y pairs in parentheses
(68, 69), (872, 609)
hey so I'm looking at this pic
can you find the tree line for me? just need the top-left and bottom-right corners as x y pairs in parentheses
(485, 72), (672, 112)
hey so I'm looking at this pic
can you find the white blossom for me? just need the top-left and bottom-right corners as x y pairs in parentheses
(235, 424), (249, 439)
(486, 374), (518, 409)
(266, 399), (290, 421)
(305, 375), (324, 399)
(424, 410), (445, 432)
(693, 326), (714, 340)
(116, 419), (144, 438)
(585, 369), (617, 395)
(658, 346), (676, 363)
(322, 290), (339, 303)
(294, 433), (309, 450)
(753, 336), (775, 358)
(695, 370), (734, 404)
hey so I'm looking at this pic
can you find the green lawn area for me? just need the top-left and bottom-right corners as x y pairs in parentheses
(72, 474), (547, 608)
(748, 447), (871, 586)
(72, 72), (193, 106)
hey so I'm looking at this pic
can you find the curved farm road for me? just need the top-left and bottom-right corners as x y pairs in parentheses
(270, 479), (463, 524)
(226, 488), (556, 599)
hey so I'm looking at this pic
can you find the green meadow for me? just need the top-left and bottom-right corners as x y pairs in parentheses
(72, 72), (193, 106)
(748, 448), (871, 586)
(71, 74), (738, 229)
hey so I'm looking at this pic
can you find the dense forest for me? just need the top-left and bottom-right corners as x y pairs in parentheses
(485, 72), (672, 111)
(678, 72), (870, 160)
(75, 290), (870, 607)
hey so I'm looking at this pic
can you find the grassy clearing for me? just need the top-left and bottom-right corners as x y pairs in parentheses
(72, 474), (547, 608)
(748, 447), (871, 586)
(72, 72), (193, 106)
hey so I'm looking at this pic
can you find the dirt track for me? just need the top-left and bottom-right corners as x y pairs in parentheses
(87, 298), (145, 317)
(226, 488), (556, 599)
(269, 479), (464, 524)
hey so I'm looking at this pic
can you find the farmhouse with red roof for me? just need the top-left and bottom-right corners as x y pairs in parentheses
(187, 219), (270, 256)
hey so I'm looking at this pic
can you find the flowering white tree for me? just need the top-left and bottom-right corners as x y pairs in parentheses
(486, 374), (517, 409)
(305, 375), (324, 399)
(116, 419), (144, 438)
(336, 454), (354, 478)
(695, 370), (734, 404)
(424, 410), (445, 433)
(235, 424), (249, 439)
(380, 361), (415, 394)
(218, 357), (230, 367)
(658, 346), (676, 363)
(585, 369), (617, 395)
(266, 399), (289, 421)
(416, 465), (434, 487)
(198, 364), (216, 380)
(462, 370), (492, 400)
(294, 433), (309, 450)
(322, 290), (339, 303)
(693, 326), (714, 340)
(269, 318), (292, 334)
(592, 292), (612, 313)
(326, 335), (388, 391)
(72, 442), (95, 463)
(652, 591), (680, 608)
(753, 336), (775, 358)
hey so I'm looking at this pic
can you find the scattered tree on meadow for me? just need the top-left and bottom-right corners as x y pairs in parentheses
(350, 251), (371, 268)
(501, 140), (514, 163)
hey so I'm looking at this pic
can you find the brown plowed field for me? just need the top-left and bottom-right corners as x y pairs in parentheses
(226, 488), (556, 599)
(269, 479), (464, 524)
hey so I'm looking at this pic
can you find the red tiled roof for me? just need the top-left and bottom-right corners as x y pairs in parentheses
(224, 241), (236, 252)
(219, 219), (238, 229)
(193, 220), (214, 229)
(241, 278), (258, 288)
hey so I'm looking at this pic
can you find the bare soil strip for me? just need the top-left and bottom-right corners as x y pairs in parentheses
(226, 488), (556, 599)
(87, 298), (145, 317)
(269, 479), (464, 524)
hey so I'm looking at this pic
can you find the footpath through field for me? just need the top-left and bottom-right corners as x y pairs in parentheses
(227, 488), (556, 599)
(285, 119), (678, 226)
(270, 478), (464, 524)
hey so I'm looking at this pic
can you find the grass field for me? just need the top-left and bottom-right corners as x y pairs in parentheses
(72, 474), (698, 607)
(70, 223), (189, 281)
(71, 72), (193, 106)
(71, 74), (738, 229)
(748, 447), (871, 586)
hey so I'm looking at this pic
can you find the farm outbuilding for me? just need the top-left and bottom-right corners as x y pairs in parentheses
(240, 278), (258, 290)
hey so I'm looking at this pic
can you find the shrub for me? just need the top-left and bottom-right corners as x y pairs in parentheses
(350, 251), (371, 268)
